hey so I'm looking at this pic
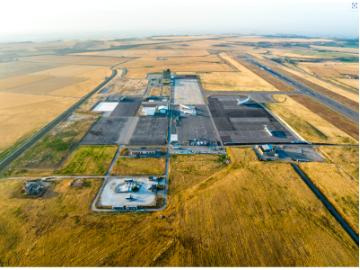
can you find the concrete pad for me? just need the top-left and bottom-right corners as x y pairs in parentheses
(174, 79), (204, 105)
(98, 178), (156, 207)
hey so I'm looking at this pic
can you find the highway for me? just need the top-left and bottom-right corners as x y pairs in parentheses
(239, 56), (359, 123)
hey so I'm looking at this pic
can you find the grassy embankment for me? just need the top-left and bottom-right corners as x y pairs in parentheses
(299, 146), (359, 234)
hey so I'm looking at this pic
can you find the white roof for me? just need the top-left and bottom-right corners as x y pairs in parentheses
(93, 101), (118, 112)
(158, 105), (168, 110)
(170, 134), (178, 142)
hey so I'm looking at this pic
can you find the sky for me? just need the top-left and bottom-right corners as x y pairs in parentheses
(0, 0), (358, 42)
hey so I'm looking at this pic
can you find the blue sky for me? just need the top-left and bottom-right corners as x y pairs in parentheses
(0, 1), (358, 42)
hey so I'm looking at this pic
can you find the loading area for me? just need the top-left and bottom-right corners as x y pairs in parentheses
(208, 95), (299, 144)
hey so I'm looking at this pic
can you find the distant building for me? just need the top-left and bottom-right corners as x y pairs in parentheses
(163, 69), (171, 85)
(344, 74), (359, 79)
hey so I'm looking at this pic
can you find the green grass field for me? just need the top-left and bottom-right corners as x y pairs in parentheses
(55, 145), (117, 175)
(12, 117), (99, 168)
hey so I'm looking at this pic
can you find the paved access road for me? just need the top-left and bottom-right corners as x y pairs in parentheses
(239, 56), (359, 124)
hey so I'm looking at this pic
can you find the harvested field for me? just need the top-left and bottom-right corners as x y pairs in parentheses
(199, 72), (278, 91)
(4, 76), (88, 94)
(233, 56), (295, 91)
(48, 67), (112, 97)
(120, 55), (233, 78)
(55, 145), (117, 175)
(110, 157), (166, 175)
(267, 95), (358, 144)
(291, 95), (359, 141)
(70, 50), (128, 57)
(0, 61), (62, 80)
(282, 66), (359, 103)
(310, 45), (359, 54)
(124, 50), (210, 57)
(0, 75), (51, 91)
(335, 78), (359, 90)
(248, 56), (359, 110)
(19, 55), (128, 66)
(149, 87), (160, 96)
(298, 61), (359, 77)
(11, 116), (99, 168)
(0, 148), (358, 266)
(29, 65), (103, 77)
(0, 92), (79, 161)
(300, 155), (359, 234)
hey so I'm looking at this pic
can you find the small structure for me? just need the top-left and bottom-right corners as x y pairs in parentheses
(142, 107), (156, 116)
(260, 145), (274, 153)
(24, 183), (42, 195)
(148, 176), (158, 181)
(157, 105), (169, 114)
(170, 134), (178, 143)
(116, 181), (141, 193)
(130, 148), (161, 155)
(343, 74), (359, 79)
(149, 185), (157, 192)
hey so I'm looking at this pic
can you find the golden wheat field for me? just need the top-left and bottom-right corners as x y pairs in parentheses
(0, 92), (79, 156)
(336, 78), (359, 89)
(47, 67), (112, 97)
(124, 49), (210, 57)
(298, 61), (359, 77)
(19, 55), (128, 66)
(29, 64), (104, 77)
(0, 75), (51, 91)
(4, 77), (88, 95)
(199, 71), (279, 91)
(0, 149), (358, 266)
(283, 66), (359, 102)
(267, 95), (358, 144)
(0, 61), (62, 80)
(120, 55), (233, 78)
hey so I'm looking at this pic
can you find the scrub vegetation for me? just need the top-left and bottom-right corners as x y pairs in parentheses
(111, 157), (166, 175)
(0, 148), (357, 266)
(55, 145), (117, 175)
